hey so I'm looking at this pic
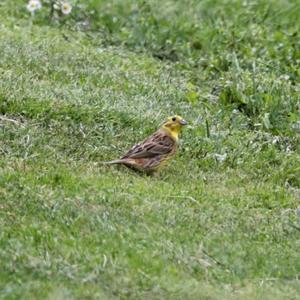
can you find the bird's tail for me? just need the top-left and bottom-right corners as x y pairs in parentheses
(103, 159), (125, 165)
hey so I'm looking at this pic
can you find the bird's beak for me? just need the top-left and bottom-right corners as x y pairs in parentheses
(179, 119), (188, 125)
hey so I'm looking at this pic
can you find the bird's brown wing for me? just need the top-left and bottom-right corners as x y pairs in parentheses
(122, 130), (176, 159)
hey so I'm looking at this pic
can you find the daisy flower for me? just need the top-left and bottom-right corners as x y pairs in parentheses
(26, 0), (42, 13)
(61, 2), (72, 15)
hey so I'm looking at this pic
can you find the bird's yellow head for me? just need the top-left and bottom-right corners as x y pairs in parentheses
(161, 115), (187, 141)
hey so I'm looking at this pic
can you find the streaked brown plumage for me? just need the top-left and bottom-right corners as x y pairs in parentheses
(105, 115), (187, 173)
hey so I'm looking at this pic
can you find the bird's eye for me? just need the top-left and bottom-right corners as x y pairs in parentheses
(172, 117), (176, 122)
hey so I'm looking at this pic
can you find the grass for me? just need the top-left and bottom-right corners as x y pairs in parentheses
(0, 0), (300, 299)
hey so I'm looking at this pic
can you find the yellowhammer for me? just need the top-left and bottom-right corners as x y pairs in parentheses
(105, 115), (187, 173)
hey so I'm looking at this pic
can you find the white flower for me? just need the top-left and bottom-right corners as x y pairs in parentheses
(61, 2), (72, 15)
(214, 153), (227, 162)
(26, 0), (42, 13)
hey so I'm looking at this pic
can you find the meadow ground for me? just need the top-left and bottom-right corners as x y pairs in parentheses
(0, 0), (300, 299)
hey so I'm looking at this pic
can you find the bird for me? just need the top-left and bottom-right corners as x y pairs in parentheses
(105, 115), (187, 173)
